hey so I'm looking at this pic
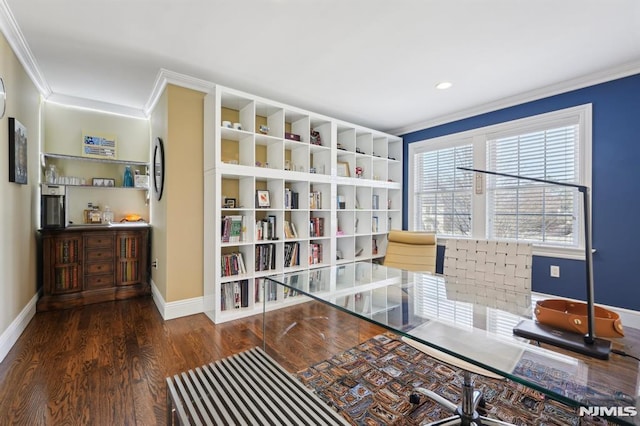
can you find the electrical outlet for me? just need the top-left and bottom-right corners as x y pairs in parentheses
(152, 258), (159, 269)
(550, 265), (560, 278)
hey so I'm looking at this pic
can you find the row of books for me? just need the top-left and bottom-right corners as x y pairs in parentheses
(220, 280), (249, 311)
(284, 220), (298, 238)
(221, 252), (247, 277)
(309, 190), (322, 209)
(284, 242), (300, 267)
(256, 215), (277, 241)
(310, 217), (325, 237)
(255, 278), (279, 303)
(256, 243), (277, 271)
(221, 215), (244, 243)
(309, 243), (323, 265)
(284, 188), (300, 209)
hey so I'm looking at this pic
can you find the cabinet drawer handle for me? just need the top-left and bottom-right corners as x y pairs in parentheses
(97, 266), (102, 270)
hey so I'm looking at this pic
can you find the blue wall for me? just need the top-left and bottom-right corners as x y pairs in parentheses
(403, 73), (640, 311)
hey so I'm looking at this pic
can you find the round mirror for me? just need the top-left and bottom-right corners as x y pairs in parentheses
(153, 137), (165, 201)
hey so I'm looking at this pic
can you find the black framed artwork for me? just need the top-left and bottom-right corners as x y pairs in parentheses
(153, 137), (165, 201)
(8, 117), (27, 184)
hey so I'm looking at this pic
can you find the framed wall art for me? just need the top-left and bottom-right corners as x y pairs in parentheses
(8, 117), (27, 184)
(153, 137), (165, 201)
(336, 161), (350, 178)
(256, 190), (270, 208)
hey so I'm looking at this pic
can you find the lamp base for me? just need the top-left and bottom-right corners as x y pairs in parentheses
(513, 319), (611, 360)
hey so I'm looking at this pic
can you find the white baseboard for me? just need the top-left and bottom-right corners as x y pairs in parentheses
(0, 293), (38, 364)
(533, 292), (640, 330)
(150, 279), (204, 320)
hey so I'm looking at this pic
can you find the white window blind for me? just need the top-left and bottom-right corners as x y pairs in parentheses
(408, 104), (591, 257)
(487, 124), (579, 246)
(413, 145), (473, 236)
(414, 275), (473, 329)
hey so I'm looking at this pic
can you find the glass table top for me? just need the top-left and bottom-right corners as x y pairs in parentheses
(264, 262), (640, 425)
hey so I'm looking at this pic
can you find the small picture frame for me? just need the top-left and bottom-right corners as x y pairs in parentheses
(92, 178), (115, 187)
(256, 190), (271, 208)
(337, 161), (350, 177)
(224, 198), (236, 208)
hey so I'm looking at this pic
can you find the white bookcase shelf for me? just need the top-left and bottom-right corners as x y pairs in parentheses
(204, 85), (403, 323)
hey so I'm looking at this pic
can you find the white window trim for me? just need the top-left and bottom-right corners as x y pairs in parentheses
(408, 104), (592, 260)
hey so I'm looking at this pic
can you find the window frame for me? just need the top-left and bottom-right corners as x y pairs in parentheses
(408, 104), (592, 260)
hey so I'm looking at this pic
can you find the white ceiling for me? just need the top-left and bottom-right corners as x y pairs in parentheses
(4, 0), (640, 134)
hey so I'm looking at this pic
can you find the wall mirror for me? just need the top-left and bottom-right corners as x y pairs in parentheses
(153, 137), (165, 201)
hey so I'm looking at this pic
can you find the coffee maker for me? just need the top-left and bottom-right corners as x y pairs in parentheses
(41, 184), (67, 228)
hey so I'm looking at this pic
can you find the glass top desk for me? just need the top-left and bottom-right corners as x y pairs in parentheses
(263, 262), (640, 425)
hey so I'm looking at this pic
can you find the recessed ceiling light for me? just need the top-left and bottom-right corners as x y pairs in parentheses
(435, 81), (453, 90)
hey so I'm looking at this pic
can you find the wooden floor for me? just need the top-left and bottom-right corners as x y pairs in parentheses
(2, 295), (640, 425)
(0, 296), (384, 425)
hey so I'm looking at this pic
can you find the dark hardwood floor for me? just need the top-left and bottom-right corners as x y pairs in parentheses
(0, 296), (384, 425)
(2, 295), (639, 425)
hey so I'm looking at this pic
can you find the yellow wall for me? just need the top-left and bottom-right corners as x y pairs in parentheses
(150, 90), (168, 299)
(150, 84), (204, 303)
(43, 102), (149, 161)
(0, 32), (41, 337)
(166, 85), (204, 302)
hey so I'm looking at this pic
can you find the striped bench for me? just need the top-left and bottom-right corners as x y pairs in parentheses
(166, 347), (349, 425)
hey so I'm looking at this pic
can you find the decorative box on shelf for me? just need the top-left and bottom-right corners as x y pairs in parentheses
(285, 132), (301, 142)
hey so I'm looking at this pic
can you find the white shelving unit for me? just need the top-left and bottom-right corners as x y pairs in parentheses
(204, 85), (403, 323)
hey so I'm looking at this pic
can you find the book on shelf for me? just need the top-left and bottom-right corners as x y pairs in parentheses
(255, 243), (276, 271)
(221, 252), (246, 277)
(372, 194), (380, 210)
(221, 215), (244, 243)
(309, 217), (324, 238)
(255, 278), (278, 302)
(284, 241), (300, 267)
(284, 220), (298, 239)
(256, 215), (277, 241)
(284, 189), (300, 209)
(309, 242), (323, 265)
(309, 190), (322, 209)
(372, 216), (378, 233)
(220, 279), (249, 311)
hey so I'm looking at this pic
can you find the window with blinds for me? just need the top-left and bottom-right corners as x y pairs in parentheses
(413, 274), (473, 329)
(487, 124), (580, 246)
(412, 144), (473, 236)
(408, 104), (591, 255)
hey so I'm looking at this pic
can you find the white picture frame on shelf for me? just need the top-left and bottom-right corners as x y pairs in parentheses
(256, 190), (271, 208)
(337, 161), (350, 177)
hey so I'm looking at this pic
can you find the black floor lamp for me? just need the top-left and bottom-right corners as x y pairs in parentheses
(459, 167), (611, 359)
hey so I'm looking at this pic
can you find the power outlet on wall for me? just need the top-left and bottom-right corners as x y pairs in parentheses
(550, 265), (560, 278)
(152, 258), (159, 269)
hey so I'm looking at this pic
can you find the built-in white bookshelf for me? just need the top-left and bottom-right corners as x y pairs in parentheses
(204, 85), (403, 323)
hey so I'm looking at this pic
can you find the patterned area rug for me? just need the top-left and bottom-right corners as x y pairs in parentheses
(297, 333), (610, 425)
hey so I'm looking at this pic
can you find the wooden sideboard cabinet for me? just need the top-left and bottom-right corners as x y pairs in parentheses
(37, 226), (150, 311)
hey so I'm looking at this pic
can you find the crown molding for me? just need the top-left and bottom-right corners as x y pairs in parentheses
(391, 60), (640, 136)
(0, 0), (51, 97)
(46, 93), (147, 119)
(144, 68), (215, 115)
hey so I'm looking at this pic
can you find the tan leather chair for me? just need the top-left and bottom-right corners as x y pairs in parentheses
(383, 230), (436, 273)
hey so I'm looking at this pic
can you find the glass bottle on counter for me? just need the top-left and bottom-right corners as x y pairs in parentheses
(102, 206), (114, 224)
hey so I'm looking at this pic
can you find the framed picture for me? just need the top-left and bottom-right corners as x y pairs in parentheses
(224, 198), (236, 208)
(337, 161), (350, 177)
(8, 118), (27, 184)
(153, 137), (165, 201)
(92, 178), (115, 187)
(256, 190), (271, 208)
